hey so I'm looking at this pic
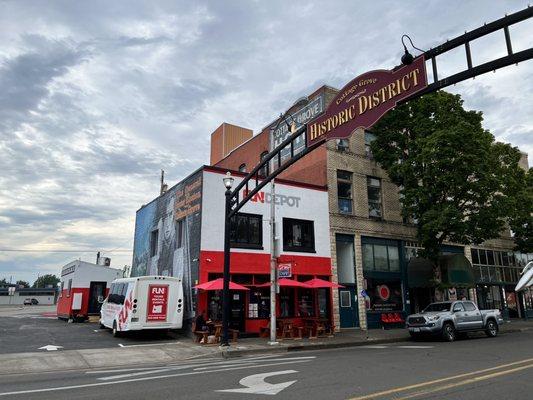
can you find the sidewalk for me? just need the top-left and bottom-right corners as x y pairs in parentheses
(2, 320), (532, 375)
(221, 319), (533, 357)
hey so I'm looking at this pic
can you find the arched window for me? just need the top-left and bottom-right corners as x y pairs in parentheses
(238, 163), (246, 173)
(259, 151), (269, 177)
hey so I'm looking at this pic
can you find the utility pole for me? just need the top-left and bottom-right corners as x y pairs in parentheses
(269, 179), (279, 345)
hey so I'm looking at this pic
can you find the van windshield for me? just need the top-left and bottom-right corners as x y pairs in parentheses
(423, 302), (452, 312)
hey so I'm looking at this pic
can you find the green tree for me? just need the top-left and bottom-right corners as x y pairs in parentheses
(16, 280), (30, 288)
(509, 168), (533, 253)
(0, 278), (9, 287)
(32, 274), (60, 288)
(370, 91), (526, 262)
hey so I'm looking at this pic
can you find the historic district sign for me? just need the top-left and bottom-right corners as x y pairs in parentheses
(307, 56), (428, 145)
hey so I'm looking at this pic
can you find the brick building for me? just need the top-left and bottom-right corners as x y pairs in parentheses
(211, 85), (533, 330)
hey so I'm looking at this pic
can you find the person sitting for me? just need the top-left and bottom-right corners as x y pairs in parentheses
(195, 311), (209, 332)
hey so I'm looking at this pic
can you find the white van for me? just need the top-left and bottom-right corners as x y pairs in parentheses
(100, 276), (183, 337)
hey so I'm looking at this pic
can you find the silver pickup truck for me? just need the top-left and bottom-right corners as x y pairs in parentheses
(406, 301), (504, 341)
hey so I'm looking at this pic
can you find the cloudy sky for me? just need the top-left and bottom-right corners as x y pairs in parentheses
(1, 0), (531, 284)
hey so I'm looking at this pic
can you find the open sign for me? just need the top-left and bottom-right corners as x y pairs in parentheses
(277, 263), (292, 278)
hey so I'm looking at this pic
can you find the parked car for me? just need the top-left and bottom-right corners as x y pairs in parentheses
(406, 301), (503, 342)
(23, 298), (39, 305)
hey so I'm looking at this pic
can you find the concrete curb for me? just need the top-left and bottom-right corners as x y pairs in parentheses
(221, 336), (410, 358)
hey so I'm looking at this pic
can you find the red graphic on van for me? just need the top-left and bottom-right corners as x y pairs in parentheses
(118, 290), (133, 330)
(147, 284), (169, 322)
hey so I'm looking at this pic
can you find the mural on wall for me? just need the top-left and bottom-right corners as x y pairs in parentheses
(131, 171), (202, 319)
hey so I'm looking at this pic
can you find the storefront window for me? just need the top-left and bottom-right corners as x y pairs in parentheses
(524, 288), (533, 312)
(248, 289), (270, 319)
(297, 288), (315, 317)
(280, 287), (295, 317)
(317, 288), (329, 318)
(365, 278), (403, 311)
(208, 292), (222, 321)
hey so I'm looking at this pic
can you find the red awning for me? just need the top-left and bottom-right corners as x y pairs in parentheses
(304, 278), (345, 289)
(257, 278), (311, 288)
(194, 278), (249, 291)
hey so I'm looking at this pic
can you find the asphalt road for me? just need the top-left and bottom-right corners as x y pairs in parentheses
(0, 306), (184, 354)
(1, 330), (532, 400)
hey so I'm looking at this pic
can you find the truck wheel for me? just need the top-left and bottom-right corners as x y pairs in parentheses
(485, 320), (498, 338)
(442, 323), (456, 342)
(112, 321), (121, 338)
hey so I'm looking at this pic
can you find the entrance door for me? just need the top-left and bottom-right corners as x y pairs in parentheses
(88, 281), (107, 314)
(229, 291), (245, 332)
(339, 287), (359, 328)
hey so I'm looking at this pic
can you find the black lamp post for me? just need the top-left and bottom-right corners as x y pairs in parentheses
(221, 171), (234, 347)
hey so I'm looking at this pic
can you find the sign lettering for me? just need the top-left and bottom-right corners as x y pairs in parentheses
(147, 284), (169, 322)
(243, 189), (301, 208)
(307, 56), (427, 145)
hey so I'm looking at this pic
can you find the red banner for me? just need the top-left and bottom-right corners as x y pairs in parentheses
(147, 284), (169, 322)
(307, 56), (427, 145)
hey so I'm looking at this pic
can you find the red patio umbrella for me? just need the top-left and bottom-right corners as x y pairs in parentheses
(257, 278), (311, 288)
(194, 278), (249, 291)
(304, 278), (345, 289)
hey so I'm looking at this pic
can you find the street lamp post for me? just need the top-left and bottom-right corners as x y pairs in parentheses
(221, 172), (234, 347)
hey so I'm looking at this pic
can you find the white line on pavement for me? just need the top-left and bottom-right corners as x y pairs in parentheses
(96, 356), (316, 380)
(396, 345), (434, 349)
(117, 342), (180, 348)
(360, 345), (389, 349)
(0, 359), (314, 397)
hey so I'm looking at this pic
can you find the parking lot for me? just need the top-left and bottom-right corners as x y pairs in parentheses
(0, 305), (187, 355)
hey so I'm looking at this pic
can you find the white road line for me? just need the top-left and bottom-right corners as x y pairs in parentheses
(396, 345), (434, 349)
(360, 345), (389, 349)
(97, 356), (316, 380)
(117, 342), (180, 348)
(0, 359), (314, 397)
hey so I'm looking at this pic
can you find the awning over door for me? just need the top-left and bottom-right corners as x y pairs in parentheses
(439, 254), (475, 287)
(407, 258), (435, 288)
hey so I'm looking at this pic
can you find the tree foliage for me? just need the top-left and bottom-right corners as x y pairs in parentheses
(16, 280), (30, 288)
(370, 91), (527, 261)
(509, 168), (533, 253)
(32, 274), (60, 288)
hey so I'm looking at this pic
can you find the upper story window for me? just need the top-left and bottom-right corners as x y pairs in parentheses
(259, 151), (269, 177)
(283, 218), (315, 253)
(337, 170), (353, 214)
(336, 139), (349, 152)
(176, 219), (184, 249)
(362, 243), (400, 272)
(367, 176), (382, 218)
(365, 131), (376, 159)
(238, 163), (246, 173)
(150, 229), (159, 257)
(230, 212), (263, 249)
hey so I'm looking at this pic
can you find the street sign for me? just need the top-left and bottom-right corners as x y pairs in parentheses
(278, 263), (292, 278)
(307, 56), (428, 146)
